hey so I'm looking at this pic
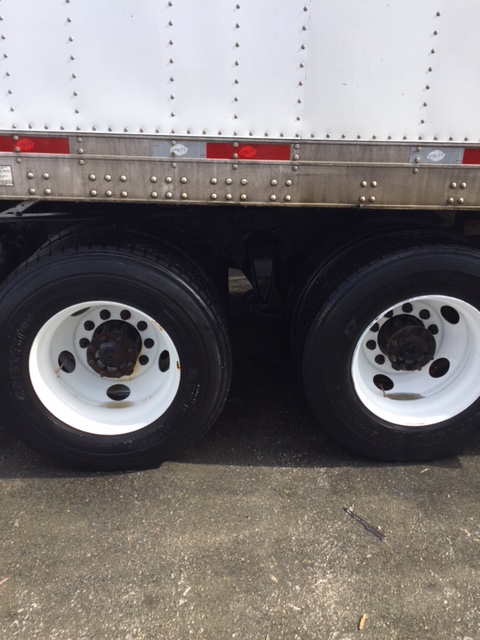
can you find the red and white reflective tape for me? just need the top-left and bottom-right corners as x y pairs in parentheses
(0, 136), (70, 154)
(206, 143), (291, 161)
(462, 149), (480, 165)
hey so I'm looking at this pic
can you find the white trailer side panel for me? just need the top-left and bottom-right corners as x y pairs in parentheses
(1, 0), (479, 143)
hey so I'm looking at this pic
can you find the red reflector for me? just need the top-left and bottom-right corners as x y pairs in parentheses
(463, 149), (480, 165)
(206, 143), (291, 161)
(0, 136), (70, 154)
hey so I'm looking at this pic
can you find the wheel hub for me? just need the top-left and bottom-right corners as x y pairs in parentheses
(87, 320), (142, 378)
(378, 314), (436, 371)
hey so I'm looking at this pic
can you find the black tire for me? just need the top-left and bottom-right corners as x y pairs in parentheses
(0, 239), (231, 470)
(299, 237), (480, 461)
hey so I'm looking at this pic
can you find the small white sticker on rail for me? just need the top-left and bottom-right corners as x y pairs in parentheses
(0, 166), (13, 186)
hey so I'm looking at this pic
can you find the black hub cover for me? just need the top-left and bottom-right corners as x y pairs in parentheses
(87, 320), (142, 378)
(378, 314), (436, 371)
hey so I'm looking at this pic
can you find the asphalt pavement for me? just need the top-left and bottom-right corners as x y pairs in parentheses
(1, 272), (480, 640)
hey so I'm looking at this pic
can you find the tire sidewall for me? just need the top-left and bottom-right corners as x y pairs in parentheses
(0, 251), (229, 464)
(302, 250), (480, 460)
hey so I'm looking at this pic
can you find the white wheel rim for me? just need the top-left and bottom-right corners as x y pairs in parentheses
(351, 295), (480, 426)
(29, 301), (181, 435)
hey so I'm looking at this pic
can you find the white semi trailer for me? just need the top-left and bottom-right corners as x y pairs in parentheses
(1, 0), (480, 469)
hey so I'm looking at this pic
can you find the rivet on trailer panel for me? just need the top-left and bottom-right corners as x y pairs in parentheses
(285, 195), (291, 202)
(124, 128), (128, 133)
(13, 146), (20, 153)
(458, 198), (465, 205)
(225, 194), (232, 200)
(413, 168), (419, 174)
(27, 173), (34, 179)
(120, 175), (127, 182)
(121, 191), (128, 198)
(233, 153), (238, 159)
(361, 181), (367, 188)
(42, 173), (50, 180)
(180, 177), (187, 184)
(293, 166), (299, 172)
(90, 190), (97, 197)
(241, 179), (248, 185)
(44, 189), (52, 196)
(461, 182), (467, 189)
(150, 177), (157, 183)
(78, 148), (84, 154)
(210, 193), (218, 200)
(29, 188), (36, 195)
(89, 174), (96, 181)
(226, 178), (232, 185)
(79, 160), (84, 165)
(285, 180), (292, 187)
(165, 177), (172, 183)
(166, 192), (173, 199)
(210, 178), (218, 185)
(151, 192), (158, 199)
(293, 154), (299, 160)
(240, 194), (247, 201)
(270, 195), (277, 201)
(105, 175), (112, 182)
(105, 191), (113, 197)
(233, 164), (238, 170)
(270, 179), (278, 186)
(448, 197), (455, 204)
(171, 162), (177, 168)
(371, 181), (378, 188)
(465, 137), (469, 142)
(359, 196), (366, 203)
